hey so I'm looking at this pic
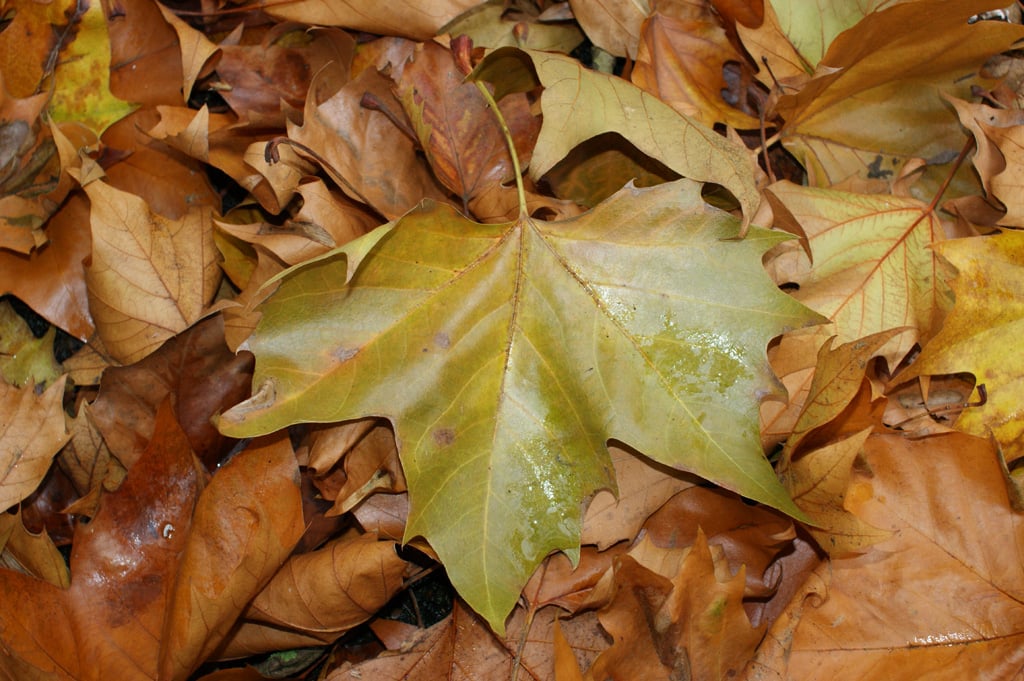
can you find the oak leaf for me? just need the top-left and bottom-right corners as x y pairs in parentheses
(219, 179), (820, 631)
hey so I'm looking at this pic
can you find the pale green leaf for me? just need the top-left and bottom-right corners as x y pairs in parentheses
(766, 181), (953, 367)
(470, 48), (761, 228)
(770, 0), (902, 67)
(219, 179), (821, 632)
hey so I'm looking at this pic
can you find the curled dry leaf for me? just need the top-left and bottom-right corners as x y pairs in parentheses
(215, 179), (378, 267)
(772, 1), (1024, 202)
(260, 0), (481, 40)
(289, 62), (452, 219)
(330, 600), (605, 681)
(641, 486), (796, 602)
(781, 329), (906, 459)
(586, 531), (762, 681)
(782, 427), (891, 556)
(950, 97), (1024, 228)
(159, 433), (305, 680)
(632, 11), (760, 129)
(394, 40), (540, 220)
(216, 532), (408, 657)
(896, 229), (1024, 461)
(89, 315), (254, 470)
(0, 508), (69, 589)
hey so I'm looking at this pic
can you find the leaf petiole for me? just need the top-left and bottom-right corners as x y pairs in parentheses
(474, 80), (528, 219)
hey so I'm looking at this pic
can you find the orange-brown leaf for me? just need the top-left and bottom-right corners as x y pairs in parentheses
(0, 400), (205, 680)
(768, 432), (1024, 679)
(159, 433), (304, 679)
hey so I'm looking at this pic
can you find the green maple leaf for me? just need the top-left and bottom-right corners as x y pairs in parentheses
(219, 178), (821, 631)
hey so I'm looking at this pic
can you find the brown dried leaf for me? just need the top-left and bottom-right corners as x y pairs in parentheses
(395, 41), (540, 219)
(289, 64), (453, 219)
(0, 401), (206, 680)
(586, 530), (761, 681)
(89, 315), (254, 470)
(216, 532), (409, 657)
(767, 432), (1024, 679)
(0, 191), (93, 340)
(330, 601), (605, 681)
(159, 433), (305, 680)
(260, 0), (480, 40)
(950, 97), (1024, 228)
(782, 428), (891, 556)
(0, 378), (70, 512)
(0, 508), (69, 589)
(83, 179), (220, 364)
(632, 11), (760, 129)
(568, 0), (647, 58)
(215, 179), (378, 266)
(641, 486), (795, 601)
(59, 401), (126, 500)
(581, 445), (695, 550)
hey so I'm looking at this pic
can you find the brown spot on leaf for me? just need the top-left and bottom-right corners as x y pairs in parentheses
(433, 428), (455, 447)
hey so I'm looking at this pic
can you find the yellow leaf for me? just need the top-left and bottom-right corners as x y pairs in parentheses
(782, 427), (891, 555)
(898, 230), (1024, 461)
(46, 0), (137, 136)
(766, 181), (954, 367)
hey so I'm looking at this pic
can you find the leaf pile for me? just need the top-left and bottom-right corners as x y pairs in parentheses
(3, 0), (1024, 679)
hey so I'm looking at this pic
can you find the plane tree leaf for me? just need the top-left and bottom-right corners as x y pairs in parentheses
(768, 0), (903, 68)
(219, 178), (821, 631)
(766, 181), (953, 367)
(764, 1), (1024, 201)
(897, 230), (1024, 461)
(470, 47), (762, 229)
(770, 432), (1024, 679)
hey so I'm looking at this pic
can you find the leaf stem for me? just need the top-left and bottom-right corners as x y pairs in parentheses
(474, 80), (528, 218)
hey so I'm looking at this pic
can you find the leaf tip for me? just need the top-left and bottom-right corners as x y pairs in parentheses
(217, 378), (277, 435)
